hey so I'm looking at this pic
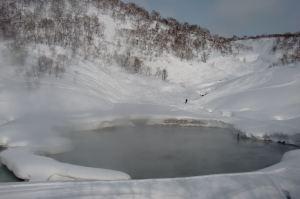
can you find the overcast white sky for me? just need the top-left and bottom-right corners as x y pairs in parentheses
(123, 0), (300, 37)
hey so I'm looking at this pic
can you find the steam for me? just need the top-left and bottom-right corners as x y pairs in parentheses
(0, 43), (108, 154)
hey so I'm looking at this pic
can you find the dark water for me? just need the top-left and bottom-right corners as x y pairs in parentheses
(0, 164), (22, 183)
(0, 147), (22, 183)
(51, 126), (294, 179)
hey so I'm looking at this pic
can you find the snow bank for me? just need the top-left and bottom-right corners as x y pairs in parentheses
(0, 149), (299, 199)
(199, 66), (300, 138)
(0, 148), (130, 181)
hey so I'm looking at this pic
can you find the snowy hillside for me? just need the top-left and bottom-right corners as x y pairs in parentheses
(0, 0), (300, 198)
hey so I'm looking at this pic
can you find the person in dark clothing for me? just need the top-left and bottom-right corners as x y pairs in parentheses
(185, 99), (188, 104)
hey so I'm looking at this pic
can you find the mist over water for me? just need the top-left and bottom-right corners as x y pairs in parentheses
(51, 126), (293, 179)
(0, 43), (116, 152)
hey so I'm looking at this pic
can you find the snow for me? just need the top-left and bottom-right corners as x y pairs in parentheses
(200, 66), (300, 137)
(0, 3), (300, 198)
(0, 148), (130, 181)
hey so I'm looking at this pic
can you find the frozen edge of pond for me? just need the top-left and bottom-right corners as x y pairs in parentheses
(0, 149), (299, 199)
(67, 115), (234, 133)
(69, 115), (298, 144)
(0, 148), (131, 182)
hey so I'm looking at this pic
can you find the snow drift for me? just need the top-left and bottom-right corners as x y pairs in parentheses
(0, 148), (130, 181)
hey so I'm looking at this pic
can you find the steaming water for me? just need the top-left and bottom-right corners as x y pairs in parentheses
(51, 126), (294, 179)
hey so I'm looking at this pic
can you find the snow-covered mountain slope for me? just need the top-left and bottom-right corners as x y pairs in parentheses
(0, 0), (300, 197)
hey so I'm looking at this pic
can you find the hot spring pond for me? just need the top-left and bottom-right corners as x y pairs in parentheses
(50, 126), (294, 179)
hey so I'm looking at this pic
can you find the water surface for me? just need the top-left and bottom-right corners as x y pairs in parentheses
(0, 166), (21, 183)
(51, 126), (294, 179)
